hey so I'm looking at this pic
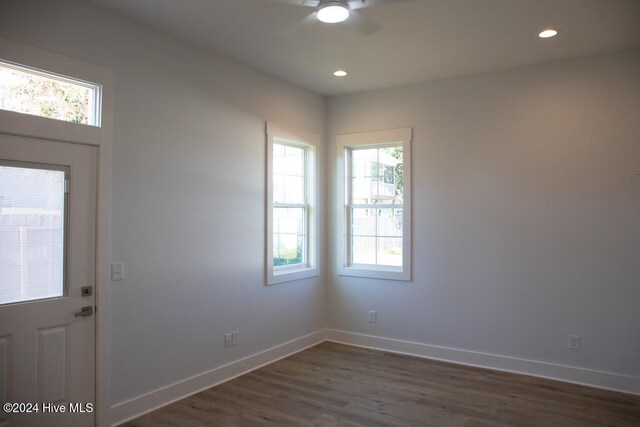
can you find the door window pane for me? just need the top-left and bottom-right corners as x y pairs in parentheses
(0, 163), (66, 305)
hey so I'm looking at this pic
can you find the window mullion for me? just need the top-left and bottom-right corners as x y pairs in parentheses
(274, 203), (307, 209)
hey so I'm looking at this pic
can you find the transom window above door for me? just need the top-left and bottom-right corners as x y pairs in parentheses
(0, 59), (101, 126)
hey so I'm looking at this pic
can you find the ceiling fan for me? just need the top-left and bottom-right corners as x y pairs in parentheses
(277, 0), (414, 36)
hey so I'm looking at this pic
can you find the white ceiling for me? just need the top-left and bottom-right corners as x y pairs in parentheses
(88, 0), (640, 95)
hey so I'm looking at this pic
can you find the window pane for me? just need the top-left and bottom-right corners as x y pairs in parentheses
(273, 142), (285, 160)
(377, 208), (402, 237)
(351, 148), (378, 178)
(377, 237), (402, 266)
(0, 61), (99, 126)
(351, 146), (402, 205)
(0, 164), (66, 305)
(273, 207), (304, 235)
(297, 235), (306, 267)
(351, 208), (376, 236)
(383, 146), (403, 202)
(284, 145), (304, 176)
(352, 237), (376, 265)
(283, 175), (304, 204)
(351, 177), (375, 204)
(376, 147), (402, 204)
(273, 234), (304, 267)
(273, 174), (285, 204)
(273, 207), (306, 268)
(273, 142), (306, 205)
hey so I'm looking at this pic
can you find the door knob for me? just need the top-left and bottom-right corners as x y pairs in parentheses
(74, 306), (94, 317)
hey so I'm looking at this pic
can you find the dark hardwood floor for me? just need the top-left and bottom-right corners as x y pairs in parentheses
(123, 342), (640, 426)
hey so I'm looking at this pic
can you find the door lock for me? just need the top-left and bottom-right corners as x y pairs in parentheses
(81, 286), (93, 297)
(74, 306), (94, 317)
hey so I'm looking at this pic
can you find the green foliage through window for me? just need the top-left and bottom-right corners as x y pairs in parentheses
(0, 62), (98, 125)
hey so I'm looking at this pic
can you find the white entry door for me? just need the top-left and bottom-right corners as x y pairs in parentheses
(0, 134), (96, 427)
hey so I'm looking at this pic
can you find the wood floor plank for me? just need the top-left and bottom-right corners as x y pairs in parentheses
(122, 342), (640, 426)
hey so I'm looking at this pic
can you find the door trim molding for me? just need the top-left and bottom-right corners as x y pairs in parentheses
(0, 37), (114, 427)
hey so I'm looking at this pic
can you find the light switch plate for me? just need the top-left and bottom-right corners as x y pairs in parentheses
(111, 262), (124, 281)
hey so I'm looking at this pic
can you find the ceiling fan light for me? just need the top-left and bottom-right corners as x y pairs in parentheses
(317, 2), (350, 24)
(538, 29), (558, 38)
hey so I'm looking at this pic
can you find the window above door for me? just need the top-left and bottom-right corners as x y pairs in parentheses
(0, 60), (101, 127)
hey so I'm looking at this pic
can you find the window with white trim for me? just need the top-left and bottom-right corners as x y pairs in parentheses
(0, 59), (101, 127)
(337, 128), (412, 281)
(266, 123), (318, 285)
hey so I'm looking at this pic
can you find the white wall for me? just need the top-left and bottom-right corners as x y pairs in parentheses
(0, 0), (326, 407)
(327, 49), (640, 381)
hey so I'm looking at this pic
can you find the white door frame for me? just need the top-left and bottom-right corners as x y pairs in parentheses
(0, 37), (114, 427)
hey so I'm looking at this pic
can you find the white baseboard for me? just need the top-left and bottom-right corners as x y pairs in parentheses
(326, 329), (640, 396)
(110, 328), (639, 425)
(110, 330), (326, 426)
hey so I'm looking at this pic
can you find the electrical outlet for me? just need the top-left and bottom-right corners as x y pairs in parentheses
(232, 330), (239, 346)
(569, 334), (580, 351)
(369, 310), (377, 323)
(224, 333), (232, 348)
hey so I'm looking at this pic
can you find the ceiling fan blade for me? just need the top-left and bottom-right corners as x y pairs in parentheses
(277, 12), (318, 37)
(347, 0), (416, 10)
(349, 9), (381, 35)
(272, 0), (319, 7)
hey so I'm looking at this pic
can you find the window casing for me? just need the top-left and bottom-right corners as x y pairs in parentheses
(337, 128), (412, 281)
(266, 123), (318, 285)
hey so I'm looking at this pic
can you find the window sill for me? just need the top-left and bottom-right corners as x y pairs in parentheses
(338, 265), (411, 281)
(267, 266), (318, 286)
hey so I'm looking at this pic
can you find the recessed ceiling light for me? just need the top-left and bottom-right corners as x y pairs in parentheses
(317, 1), (350, 24)
(333, 70), (348, 77)
(538, 29), (558, 39)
